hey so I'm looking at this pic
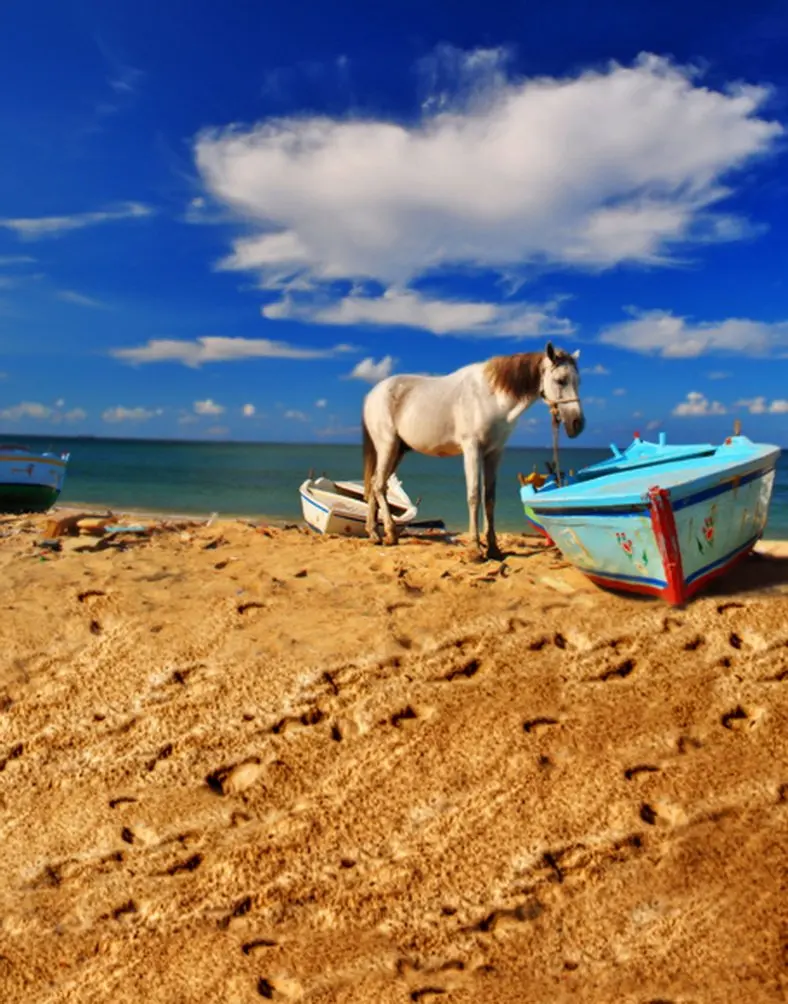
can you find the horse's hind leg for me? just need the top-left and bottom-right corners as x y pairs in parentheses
(483, 449), (503, 561)
(374, 437), (403, 546)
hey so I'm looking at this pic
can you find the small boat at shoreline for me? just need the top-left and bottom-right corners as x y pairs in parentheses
(521, 433), (780, 605)
(0, 443), (70, 513)
(299, 473), (419, 537)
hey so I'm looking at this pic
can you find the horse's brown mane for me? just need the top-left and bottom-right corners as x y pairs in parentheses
(484, 349), (577, 401)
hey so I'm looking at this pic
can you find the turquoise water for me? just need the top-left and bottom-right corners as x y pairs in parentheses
(6, 434), (788, 537)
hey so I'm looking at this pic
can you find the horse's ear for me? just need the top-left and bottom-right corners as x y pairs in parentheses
(545, 341), (556, 363)
(572, 349), (580, 361)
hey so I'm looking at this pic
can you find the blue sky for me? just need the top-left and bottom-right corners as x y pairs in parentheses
(1, 0), (787, 446)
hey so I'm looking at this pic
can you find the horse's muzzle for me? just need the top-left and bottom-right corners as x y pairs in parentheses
(565, 413), (585, 438)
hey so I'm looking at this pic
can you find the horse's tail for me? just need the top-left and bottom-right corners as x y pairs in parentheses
(362, 416), (376, 502)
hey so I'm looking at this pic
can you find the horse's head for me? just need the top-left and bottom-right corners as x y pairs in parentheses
(540, 342), (585, 438)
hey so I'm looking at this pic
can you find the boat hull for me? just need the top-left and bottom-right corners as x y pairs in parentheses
(0, 451), (68, 513)
(300, 490), (370, 537)
(530, 461), (777, 605)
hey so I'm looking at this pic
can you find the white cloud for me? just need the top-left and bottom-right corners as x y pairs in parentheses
(242, 403), (256, 417)
(646, 420), (662, 431)
(735, 396), (788, 415)
(111, 336), (354, 367)
(347, 356), (395, 384)
(194, 398), (224, 416)
(0, 202), (153, 240)
(613, 387), (627, 396)
(315, 398), (328, 408)
(195, 50), (780, 336)
(262, 288), (573, 338)
(0, 401), (53, 421)
(0, 255), (36, 267)
(584, 364), (610, 375)
(206, 425), (229, 437)
(707, 370), (731, 380)
(0, 401), (86, 423)
(102, 405), (160, 423)
(600, 307), (788, 357)
(583, 396), (606, 407)
(57, 290), (108, 309)
(672, 391), (727, 416)
(284, 409), (308, 421)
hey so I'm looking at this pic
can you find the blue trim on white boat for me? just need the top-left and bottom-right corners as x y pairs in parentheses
(671, 466), (773, 512)
(300, 491), (330, 515)
(300, 491), (366, 525)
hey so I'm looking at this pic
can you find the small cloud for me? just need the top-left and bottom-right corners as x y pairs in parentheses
(347, 356), (394, 384)
(633, 411), (643, 418)
(57, 290), (108, 309)
(206, 425), (229, 437)
(112, 336), (354, 367)
(600, 308), (788, 358)
(102, 405), (160, 423)
(54, 398), (65, 408)
(672, 392), (727, 417)
(242, 403), (256, 417)
(0, 401), (52, 421)
(178, 414), (199, 426)
(284, 409), (308, 421)
(583, 364), (610, 375)
(707, 370), (731, 380)
(583, 396), (606, 407)
(0, 255), (36, 265)
(316, 422), (361, 438)
(109, 66), (143, 94)
(315, 398), (328, 408)
(735, 396), (788, 415)
(0, 400), (86, 423)
(613, 388), (626, 396)
(194, 398), (224, 416)
(0, 202), (153, 241)
(646, 419), (662, 430)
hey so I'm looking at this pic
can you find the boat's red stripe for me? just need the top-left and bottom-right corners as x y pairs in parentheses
(584, 573), (662, 598)
(648, 486), (685, 606)
(684, 539), (759, 600)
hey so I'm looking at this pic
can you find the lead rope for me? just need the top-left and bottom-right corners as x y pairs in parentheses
(550, 404), (562, 488)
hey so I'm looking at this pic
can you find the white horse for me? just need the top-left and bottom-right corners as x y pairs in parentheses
(362, 342), (584, 560)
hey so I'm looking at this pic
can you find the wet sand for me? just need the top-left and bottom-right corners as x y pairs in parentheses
(1, 513), (787, 1003)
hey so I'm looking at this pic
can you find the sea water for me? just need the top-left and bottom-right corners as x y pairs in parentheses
(6, 435), (788, 538)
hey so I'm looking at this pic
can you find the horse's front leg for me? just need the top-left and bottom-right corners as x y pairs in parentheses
(483, 450), (503, 561)
(375, 439), (401, 546)
(462, 442), (483, 561)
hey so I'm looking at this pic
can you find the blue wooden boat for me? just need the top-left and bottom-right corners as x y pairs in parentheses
(520, 432), (718, 538)
(522, 434), (780, 605)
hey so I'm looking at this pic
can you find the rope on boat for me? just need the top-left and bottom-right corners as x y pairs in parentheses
(550, 404), (562, 488)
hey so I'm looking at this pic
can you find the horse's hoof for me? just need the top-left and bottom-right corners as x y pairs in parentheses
(384, 534), (399, 547)
(486, 546), (504, 562)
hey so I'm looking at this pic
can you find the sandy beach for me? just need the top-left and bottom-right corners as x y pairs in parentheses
(1, 511), (787, 1003)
